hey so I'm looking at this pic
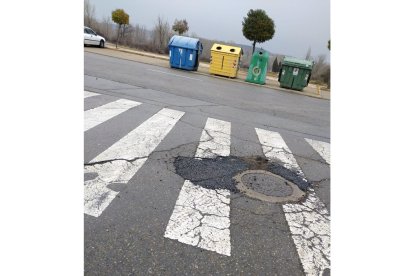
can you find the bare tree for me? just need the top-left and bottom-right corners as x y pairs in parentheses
(84, 0), (96, 28)
(133, 24), (148, 45)
(305, 47), (312, 60)
(199, 38), (213, 61)
(312, 55), (326, 77)
(310, 55), (330, 85)
(121, 24), (129, 38)
(272, 57), (280, 72)
(153, 16), (171, 53)
(322, 67), (330, 88)
(101, 16), (113, 40)
(121, 24), (134, 46)
(241, 51), (251, 68)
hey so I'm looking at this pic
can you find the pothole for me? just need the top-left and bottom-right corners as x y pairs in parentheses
(233, 170), (305, 203)
(173, 156), (309, 201)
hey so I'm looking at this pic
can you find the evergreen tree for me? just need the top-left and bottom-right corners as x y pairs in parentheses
(112, 9), (129, 48)
(242, 9), (275, 54)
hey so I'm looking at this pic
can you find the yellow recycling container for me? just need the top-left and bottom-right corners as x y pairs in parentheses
(209, 43), (243, 78)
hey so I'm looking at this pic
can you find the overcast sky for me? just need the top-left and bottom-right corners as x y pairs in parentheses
(89, 0), (330, 61)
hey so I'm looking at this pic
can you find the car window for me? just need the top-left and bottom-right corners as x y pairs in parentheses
(85, 28), (95, 35)
(84, 28), (89, 34)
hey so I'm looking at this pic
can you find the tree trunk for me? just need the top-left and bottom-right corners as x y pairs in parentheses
(252, 41), (256, 55)
(116, 24), (121, 49)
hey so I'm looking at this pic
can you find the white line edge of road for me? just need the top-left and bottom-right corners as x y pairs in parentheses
(147, 69), (203, 81)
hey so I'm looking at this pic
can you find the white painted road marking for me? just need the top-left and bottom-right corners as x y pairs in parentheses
(84, 90), (100, 98)
(255, 128), (330, 276)
(255, 128), (301, 172)
(84, 108), (185, 217)
(305, 138), (330, 165)
(195, 118), (231, 158)
(283, 193), (330, 276)
(164, 180), (231, 256)
(165, 117), (232, 256)
(84, 99), (141, 132)
(147, 69), (203, 81)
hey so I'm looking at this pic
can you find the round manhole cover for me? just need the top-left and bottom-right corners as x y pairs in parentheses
(233, 170), (305, 203)
(241, 173), (293, 197)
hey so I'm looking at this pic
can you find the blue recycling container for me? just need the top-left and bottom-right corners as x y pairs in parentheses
(168, 35), (203, 71)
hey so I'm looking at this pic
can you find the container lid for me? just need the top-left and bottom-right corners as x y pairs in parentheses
(211, 43), (242, 55)
(282, 56), (314, 68)
(168, 35), (203, 51)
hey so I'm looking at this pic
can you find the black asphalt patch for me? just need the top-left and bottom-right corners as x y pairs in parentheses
(173, 156), (310, 193)
(173, 156), (247, 192)
(267, 163), (309, 191)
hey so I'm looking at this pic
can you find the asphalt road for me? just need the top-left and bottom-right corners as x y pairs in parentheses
(84, 51), (331, 276)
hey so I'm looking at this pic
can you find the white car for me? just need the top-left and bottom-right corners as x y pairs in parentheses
(84, 26), (105, 48)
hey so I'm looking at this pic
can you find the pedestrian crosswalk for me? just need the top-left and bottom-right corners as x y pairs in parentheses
(84, 90), (331, 275)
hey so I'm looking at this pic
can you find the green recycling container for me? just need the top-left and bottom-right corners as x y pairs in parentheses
(278, 57), (313, 91)
(245, 50), (269, 85)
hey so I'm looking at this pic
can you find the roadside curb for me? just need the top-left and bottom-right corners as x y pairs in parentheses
(106, 43), (169, 61)
(85, 45), (330, 100)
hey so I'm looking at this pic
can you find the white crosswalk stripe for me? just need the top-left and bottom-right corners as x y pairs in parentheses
(195, 118), (231, 158)
(84, 90), (100, 98)
(84, 99), (141, 132)
(305, 138), (330, 165)
(165, 118), (232, 256)
(84, 108), (184, 217)
(255, 128), (330, 276)
(164, 180), (231, 256)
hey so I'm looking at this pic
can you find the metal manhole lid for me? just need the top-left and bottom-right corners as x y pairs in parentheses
(233, 170), (305, 203)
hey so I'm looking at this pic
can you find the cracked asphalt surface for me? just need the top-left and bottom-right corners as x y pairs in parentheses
(84, 51), (330, 275)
